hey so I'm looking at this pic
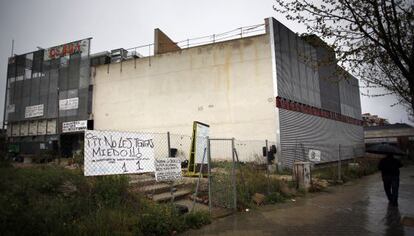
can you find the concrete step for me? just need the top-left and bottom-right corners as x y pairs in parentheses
(152, 188), (192, 202)
(128, 176), (156, 187)
(137, 183), (173, 194)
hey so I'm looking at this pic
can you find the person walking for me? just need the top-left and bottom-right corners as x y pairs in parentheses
(378, 154), (403, 207)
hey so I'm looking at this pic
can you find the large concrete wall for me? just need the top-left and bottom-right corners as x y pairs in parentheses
(92, 35), (276, 140)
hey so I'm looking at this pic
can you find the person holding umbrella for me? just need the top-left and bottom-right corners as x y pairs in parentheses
(368, 143), (404, 207)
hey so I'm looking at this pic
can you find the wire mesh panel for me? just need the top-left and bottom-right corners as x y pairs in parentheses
(169, 133), (192, 162)
(235, 140), (268, 164)
(208, 139), (236, 209)
(280, 142), (365, 166)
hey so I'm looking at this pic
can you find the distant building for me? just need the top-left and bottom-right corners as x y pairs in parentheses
(362, 113), (390, 126)
(364, 123), (414, 156)
(3, 17), (364, 166)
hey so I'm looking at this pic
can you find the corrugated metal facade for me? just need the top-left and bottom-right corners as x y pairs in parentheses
(269, 18), (364, 167)
(279, 109), (364, 167)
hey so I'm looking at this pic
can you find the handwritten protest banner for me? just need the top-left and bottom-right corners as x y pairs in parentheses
(84, 130), (155, 176)
(155, 158), (182, 182)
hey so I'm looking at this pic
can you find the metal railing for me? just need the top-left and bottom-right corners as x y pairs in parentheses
(124, 23), (266, 59)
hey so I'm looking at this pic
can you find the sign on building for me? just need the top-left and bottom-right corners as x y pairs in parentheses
(46, 119), (56, 134)
(62, 120), (87, 133)
(11, 123), (20, 137)
(155, 158), (182, 182)
(25, 104), (44, 118)
(20, 122), (29, 136)
(308, 149), (321, 162)
(84, 130), (155, 176)
(6, 104), (15, 113)
(59, 97), (79, 110)
(44, 39), (90, 61)
(28, 121), (38, 135)
(37, 120), (47, 135)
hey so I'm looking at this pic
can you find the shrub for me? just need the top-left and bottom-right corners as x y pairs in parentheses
(93, 175), (129, 208)
(183, 211), (211, 229)
(76, 208), (140, 236)
(138, 202), (185, 236)
(264, 192), (285, 204)
(0, 166), (210, 235)
(236, 165), (282, 208)
(0, 166), (91, 235)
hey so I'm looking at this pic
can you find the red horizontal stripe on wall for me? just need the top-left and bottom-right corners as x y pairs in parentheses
(275, 96), (363, 126)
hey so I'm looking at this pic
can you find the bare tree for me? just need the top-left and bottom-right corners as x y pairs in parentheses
(274, 0), (414, 116)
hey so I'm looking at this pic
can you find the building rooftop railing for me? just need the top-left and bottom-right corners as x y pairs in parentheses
(124, 23), (266, 58)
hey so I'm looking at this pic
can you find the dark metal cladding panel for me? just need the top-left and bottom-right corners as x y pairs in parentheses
(14, 81), (23, 120)
(68, 54), (81, 90)
(32, 50), (43, 73)
(272, 19), (321, 107)
(58, 62), (68, 91)
(30, 78), (41, 105)
(339, 75), (362, 120)
(7, 62), (16, 78)
(79, 56), (90, 89)
(39, 72), (49, 96)
(313, 39), (342, 113)
(318, 68), (341, 113)
(47, 69), (58, 118)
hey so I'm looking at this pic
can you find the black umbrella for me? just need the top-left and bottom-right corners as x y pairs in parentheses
(366, 143), (405, 155)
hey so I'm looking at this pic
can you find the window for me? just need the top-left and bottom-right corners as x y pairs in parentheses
(25, 69), (32, 79)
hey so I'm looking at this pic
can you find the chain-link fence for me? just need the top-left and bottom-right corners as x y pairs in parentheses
(280, 142), (365, 182)
(82, 129), (366, 213)
(208, 138), (236, 210)
(280, 142), (365, 167)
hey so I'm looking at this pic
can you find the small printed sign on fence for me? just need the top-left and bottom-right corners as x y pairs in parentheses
(308, 149), (321, 162)
(155, 158), (182, 182)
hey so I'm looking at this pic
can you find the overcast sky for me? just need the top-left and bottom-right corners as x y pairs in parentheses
(0, 0), (410, 125)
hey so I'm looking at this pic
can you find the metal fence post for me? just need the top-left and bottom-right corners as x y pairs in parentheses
(207, 137), (212, 214)
(167, 131), (173, 205)
(231, 138), (237, 210)
(265, 139), (270, 194)
(167, 132), (171, 157)
(338, 144), (342, 182)
(192, 147), (207, 212)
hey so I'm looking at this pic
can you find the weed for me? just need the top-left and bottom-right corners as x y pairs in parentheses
(265, 192), (286, 204)
(0, 165), (210, 235)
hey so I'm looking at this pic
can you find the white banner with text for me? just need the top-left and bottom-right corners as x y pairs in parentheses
(84, 130), (155, 176)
